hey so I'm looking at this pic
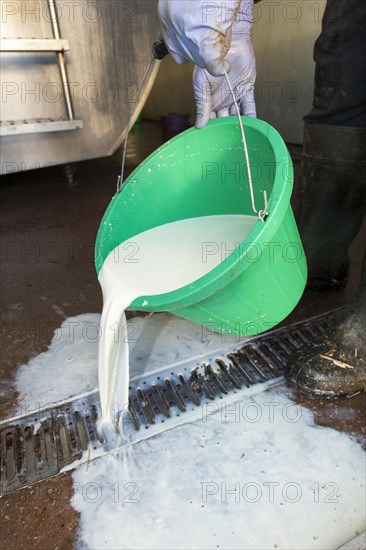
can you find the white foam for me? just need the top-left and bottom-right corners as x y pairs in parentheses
(12, 313), (365, 548)
(13, 312), (242, 414)
(72, 389), (365, 550)
(14, 313), (101, 412)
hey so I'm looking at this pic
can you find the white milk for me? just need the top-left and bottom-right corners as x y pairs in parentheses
(72, 389), (366, 550)
(97, 214), (257, 434)
(12, 313), (365, 548)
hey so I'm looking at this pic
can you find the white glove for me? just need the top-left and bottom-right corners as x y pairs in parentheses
(158, 0), (256, 128)
(158, 0), (254, 76)
(193, 32), (256, 128)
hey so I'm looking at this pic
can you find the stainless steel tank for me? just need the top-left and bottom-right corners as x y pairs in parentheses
(0, 0), (160, 175)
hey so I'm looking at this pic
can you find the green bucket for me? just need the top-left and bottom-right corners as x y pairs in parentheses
(95, 117), (307, 337)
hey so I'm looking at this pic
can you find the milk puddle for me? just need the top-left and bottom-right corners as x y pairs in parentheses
(12, 313), (365, 549)
(98, 214), (256, 434)
(72, 388), (365, 550)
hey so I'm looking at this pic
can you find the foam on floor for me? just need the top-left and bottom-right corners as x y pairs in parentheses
(14, 312), (240, 411)
(13, 314), (365, 549)
(14, 313), (100, 410)
(72, 389), (365, 550)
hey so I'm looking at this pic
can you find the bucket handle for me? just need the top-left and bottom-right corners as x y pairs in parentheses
(117, 57), (156, 193)
(224, 71), (269, 223)
(116, 53), (269, 223)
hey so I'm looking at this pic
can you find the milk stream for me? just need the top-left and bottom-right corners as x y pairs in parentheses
(97, 214), (257, 436)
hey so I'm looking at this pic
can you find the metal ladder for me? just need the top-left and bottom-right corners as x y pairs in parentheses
(0, 0), (84, 137)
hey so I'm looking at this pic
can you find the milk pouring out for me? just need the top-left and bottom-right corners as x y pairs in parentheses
(97, 214), (257, 437)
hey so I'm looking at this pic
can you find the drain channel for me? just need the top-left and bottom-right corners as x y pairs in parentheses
(0, 310), (343, 495)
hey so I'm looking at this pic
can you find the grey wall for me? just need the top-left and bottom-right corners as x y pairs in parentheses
(142, 55), (195, 123)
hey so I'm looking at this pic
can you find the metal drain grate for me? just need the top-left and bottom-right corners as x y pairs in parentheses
(0, 310), (344, 495)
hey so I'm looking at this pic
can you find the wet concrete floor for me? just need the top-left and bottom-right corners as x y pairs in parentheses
(0, 122), (365, 548)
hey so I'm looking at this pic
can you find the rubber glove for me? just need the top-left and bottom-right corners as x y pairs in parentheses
(158, 0), (256, 128)
(193, 31), (256, 128)
(158, 0), (253, 76)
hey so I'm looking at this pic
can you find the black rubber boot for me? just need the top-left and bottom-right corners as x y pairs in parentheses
(297, 123), (366, 291)
(286, 253), (366, 398)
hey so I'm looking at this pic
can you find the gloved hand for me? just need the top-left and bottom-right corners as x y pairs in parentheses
(158, 0), (256, 128)
(158, 0), (253, 76)
(193, 32), (256, 128)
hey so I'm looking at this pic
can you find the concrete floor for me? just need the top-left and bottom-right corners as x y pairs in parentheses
(0, 122), (365, 549)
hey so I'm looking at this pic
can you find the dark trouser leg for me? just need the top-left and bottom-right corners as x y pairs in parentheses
(287, 0), (366, 397)
(304, 0), (366, 128)
(297, 0), (366, 289)
(298, 124), (366, 290)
